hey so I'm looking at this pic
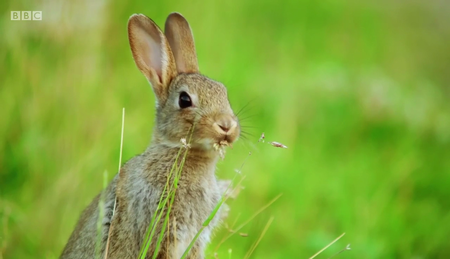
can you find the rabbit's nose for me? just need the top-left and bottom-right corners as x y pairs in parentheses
(219, 124), (229, 132)
(213, 117), (238, 135)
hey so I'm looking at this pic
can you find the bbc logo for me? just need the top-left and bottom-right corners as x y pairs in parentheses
(11, 11), (42, 21)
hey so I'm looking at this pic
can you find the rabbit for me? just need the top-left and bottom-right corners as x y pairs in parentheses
(61, 12), (240, 259)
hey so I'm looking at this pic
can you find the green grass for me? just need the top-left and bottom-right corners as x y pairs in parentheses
(1, 0), (450, 258)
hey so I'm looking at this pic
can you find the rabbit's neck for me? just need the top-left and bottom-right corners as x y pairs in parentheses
(145, 143), (220, 173)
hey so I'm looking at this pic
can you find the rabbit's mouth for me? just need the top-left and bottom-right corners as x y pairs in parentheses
(213, 139), (231, 149)
(213, 140), (230, 159)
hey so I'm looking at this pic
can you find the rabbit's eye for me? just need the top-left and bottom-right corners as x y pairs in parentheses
(178, 91), (192, 109)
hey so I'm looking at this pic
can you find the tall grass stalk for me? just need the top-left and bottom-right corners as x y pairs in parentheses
(104, 108), (125, 258)
(309, 232), (346, 259)
(327, 244), (351, 259)
(243, 216), (275, 259)
(228, 213), (242, 231)
(213, 193), (282, 252)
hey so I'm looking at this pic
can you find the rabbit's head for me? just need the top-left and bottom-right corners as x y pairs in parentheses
(128, 13), (239, 154)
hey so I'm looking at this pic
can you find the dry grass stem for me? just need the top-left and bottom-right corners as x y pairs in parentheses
(104, 108), (125, 259)
(309, 232), (346, 259)
(243, 216), (275, 259)
(327, 244), (351, 259)
(214, 194), (282, 252)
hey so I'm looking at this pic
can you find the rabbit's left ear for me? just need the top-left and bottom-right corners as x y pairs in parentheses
(165, 13), (199, 73)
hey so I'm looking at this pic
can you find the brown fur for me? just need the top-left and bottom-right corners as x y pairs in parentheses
(61, 13), (239, 259)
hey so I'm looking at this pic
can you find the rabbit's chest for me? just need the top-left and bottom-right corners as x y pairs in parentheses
(124, 155), (222, 255)
(175, 175), (221, 227)
(170, 174), (221, 245)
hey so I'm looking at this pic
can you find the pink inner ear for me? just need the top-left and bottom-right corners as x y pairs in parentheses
(136, 26), (163, 84)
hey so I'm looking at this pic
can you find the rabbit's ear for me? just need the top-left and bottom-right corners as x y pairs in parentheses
(164, 13), (199, 73)
(128, 14), (177, 104)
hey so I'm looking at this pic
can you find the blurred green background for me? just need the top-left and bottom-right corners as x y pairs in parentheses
(1, 0), (450, 258)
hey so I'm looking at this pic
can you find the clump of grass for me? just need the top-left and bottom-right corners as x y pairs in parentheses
(137, 119), (214, 258)
(139, 131), (192, 259)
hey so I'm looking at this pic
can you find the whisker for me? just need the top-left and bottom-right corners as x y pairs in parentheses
(235, 98), (258, 117)
(238, 115), (257, 123)
(239, 125), (260, 129)
(240, 131), (255, 138)
(235, 101), (254, 117)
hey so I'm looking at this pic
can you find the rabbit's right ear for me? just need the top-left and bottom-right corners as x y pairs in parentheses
(128, 14), (177, 105)
(164, 13), (199, 73)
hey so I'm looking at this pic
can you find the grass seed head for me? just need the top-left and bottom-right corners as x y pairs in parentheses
(258, 132), (265, 143)
(269, 141), (288, 149)
(180, 138), (191, 149)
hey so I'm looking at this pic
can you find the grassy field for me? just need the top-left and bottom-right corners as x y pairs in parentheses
(2, 0), (450, 258)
